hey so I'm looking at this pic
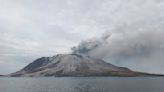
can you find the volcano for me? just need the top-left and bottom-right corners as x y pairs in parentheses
(10, 54), (164, 77)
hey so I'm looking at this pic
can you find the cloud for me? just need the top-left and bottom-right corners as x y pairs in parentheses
(69, 0), (164, 74)
(1, 0), (164, 74)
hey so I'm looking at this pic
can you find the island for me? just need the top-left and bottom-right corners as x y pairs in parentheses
(9, 54), (164, 77)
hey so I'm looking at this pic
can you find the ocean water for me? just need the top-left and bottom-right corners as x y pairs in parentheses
(0, 77), (164, 92)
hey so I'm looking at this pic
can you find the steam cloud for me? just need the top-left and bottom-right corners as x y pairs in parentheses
(71, 24), (164, 74)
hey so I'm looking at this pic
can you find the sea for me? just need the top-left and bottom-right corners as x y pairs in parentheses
(0, 77), (163, 92)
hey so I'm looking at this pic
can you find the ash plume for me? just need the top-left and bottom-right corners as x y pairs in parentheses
(71, 24), (164, 74)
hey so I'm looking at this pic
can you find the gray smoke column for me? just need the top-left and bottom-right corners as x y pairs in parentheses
(71, 24), (164, 74)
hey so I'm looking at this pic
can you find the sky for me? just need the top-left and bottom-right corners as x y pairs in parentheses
(0, 0), (164, 74)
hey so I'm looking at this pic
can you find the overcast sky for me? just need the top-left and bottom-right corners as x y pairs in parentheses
(0, 0), (164, 74)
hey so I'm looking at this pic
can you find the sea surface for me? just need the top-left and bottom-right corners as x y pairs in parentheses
(0, 77), (164, 92)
